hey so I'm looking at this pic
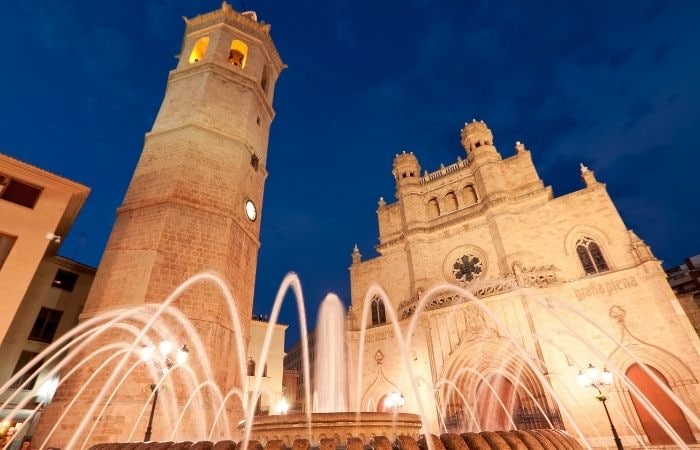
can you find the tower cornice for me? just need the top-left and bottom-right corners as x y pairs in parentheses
(144, 124), (270, 178)
(167, 61), (277, 119)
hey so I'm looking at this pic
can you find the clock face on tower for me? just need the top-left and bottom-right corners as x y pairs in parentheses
(245, 199), (257, 222)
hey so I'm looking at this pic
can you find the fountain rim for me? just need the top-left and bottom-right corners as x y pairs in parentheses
(247, 411), (422, 426)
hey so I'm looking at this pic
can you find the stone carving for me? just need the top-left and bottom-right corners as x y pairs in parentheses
(512, 263), (560, 287)
(398, 281), (517, 319)
(375, 349), (384, 365)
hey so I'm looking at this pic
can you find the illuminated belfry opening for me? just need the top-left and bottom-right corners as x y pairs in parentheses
(188, 36), (209, 64)
(229, 39), (248, 68)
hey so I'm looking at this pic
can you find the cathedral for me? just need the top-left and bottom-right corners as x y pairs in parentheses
(4, 2), (696, 449)
(347, 120), (700, 447)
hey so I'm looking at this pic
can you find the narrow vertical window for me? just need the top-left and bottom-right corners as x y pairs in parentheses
(370, 297), (387, 326)
(247, 358), (256, 376)
(251, 153), (260, 171)
(0, 232), (17, 270)
(9, 351), (41, 390)
(189, 36), (209, 64)
(445, 192), (458, 212)
(378, 301), (386, 324)
(463, 185), (477, 205)
(588, 241), (609, 272)
(261, 66), (270, 92)
(576, 237), (610, 275)
(427, 198), (440, 219)
(28, 307), (63, 343)
(229, 40), (248, 68)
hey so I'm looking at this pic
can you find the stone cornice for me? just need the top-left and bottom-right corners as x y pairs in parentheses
(377, 186), (551, 251)
(167, 61), (276, 120)
(47, 255), (96, 274)
(145, 124), (269, 180)
(116, 198), (261, 248)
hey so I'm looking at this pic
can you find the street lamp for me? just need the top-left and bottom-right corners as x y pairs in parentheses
(577, 363), (623, 450)
(276, 398), (289, 415)
(140, 341), (189, 441)
(383, 391), (405, 413)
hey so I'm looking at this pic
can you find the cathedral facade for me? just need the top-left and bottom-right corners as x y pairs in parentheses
(347, 120), (700, 448)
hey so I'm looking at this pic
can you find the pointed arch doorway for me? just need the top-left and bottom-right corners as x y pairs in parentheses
(626, 364), (695, 445)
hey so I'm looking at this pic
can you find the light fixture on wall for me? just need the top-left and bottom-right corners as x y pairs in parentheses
(45, 232), (61, 244)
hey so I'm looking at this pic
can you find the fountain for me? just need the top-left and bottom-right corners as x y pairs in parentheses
(245, 294), (423, 445)
(2, 273), (698, 449)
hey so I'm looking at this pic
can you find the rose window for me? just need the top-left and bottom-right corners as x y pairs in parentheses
(452, 254), (483, 282)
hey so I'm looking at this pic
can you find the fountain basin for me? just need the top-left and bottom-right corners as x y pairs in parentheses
(248, 412), (422, 445)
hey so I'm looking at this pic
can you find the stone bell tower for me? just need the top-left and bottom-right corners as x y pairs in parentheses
(35, 3), (284, 447)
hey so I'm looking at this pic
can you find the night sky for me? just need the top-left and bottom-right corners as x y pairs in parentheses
(1, 1), (699, 347)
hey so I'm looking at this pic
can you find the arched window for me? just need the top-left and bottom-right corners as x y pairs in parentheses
(261, 65), (270, 92)
(427, 198), (440, 219)
(370, 297), (386, 326)
(247, 358), (255, 376)
(576, 237), (609, 275)
(626, 364), (695, 445)
(229, 40), (248, 68)
(463, 185), (477, 206)
(189, 37), (209, 64)
(444, 192), (458, 212)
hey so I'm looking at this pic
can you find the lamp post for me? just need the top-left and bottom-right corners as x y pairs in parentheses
(276, 398), (289, 415)
(140, 341), (189, 442)
(577, 363), (623, 450)
(383, 391), (405, 413)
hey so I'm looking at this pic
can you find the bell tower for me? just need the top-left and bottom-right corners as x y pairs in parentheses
(35, 3), (284, 447)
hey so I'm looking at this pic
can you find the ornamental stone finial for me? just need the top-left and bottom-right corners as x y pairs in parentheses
(515, 141), (525, 154)
(580, 162), (598, 187)
(378, 196), (386, 207)
(352, 244), (362, 264)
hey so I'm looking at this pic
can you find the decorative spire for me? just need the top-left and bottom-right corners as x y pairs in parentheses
(352, 244), (362, 265)
(629, 230), (655, 263)
(580, 162), (598, 187)
(515, 141), (526, 154)
(378, 196), (386, 207)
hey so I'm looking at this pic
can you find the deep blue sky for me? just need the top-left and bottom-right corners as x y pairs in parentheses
(2, 1), (699, 347)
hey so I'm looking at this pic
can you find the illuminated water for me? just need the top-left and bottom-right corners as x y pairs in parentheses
(0, 272), (698, 450)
